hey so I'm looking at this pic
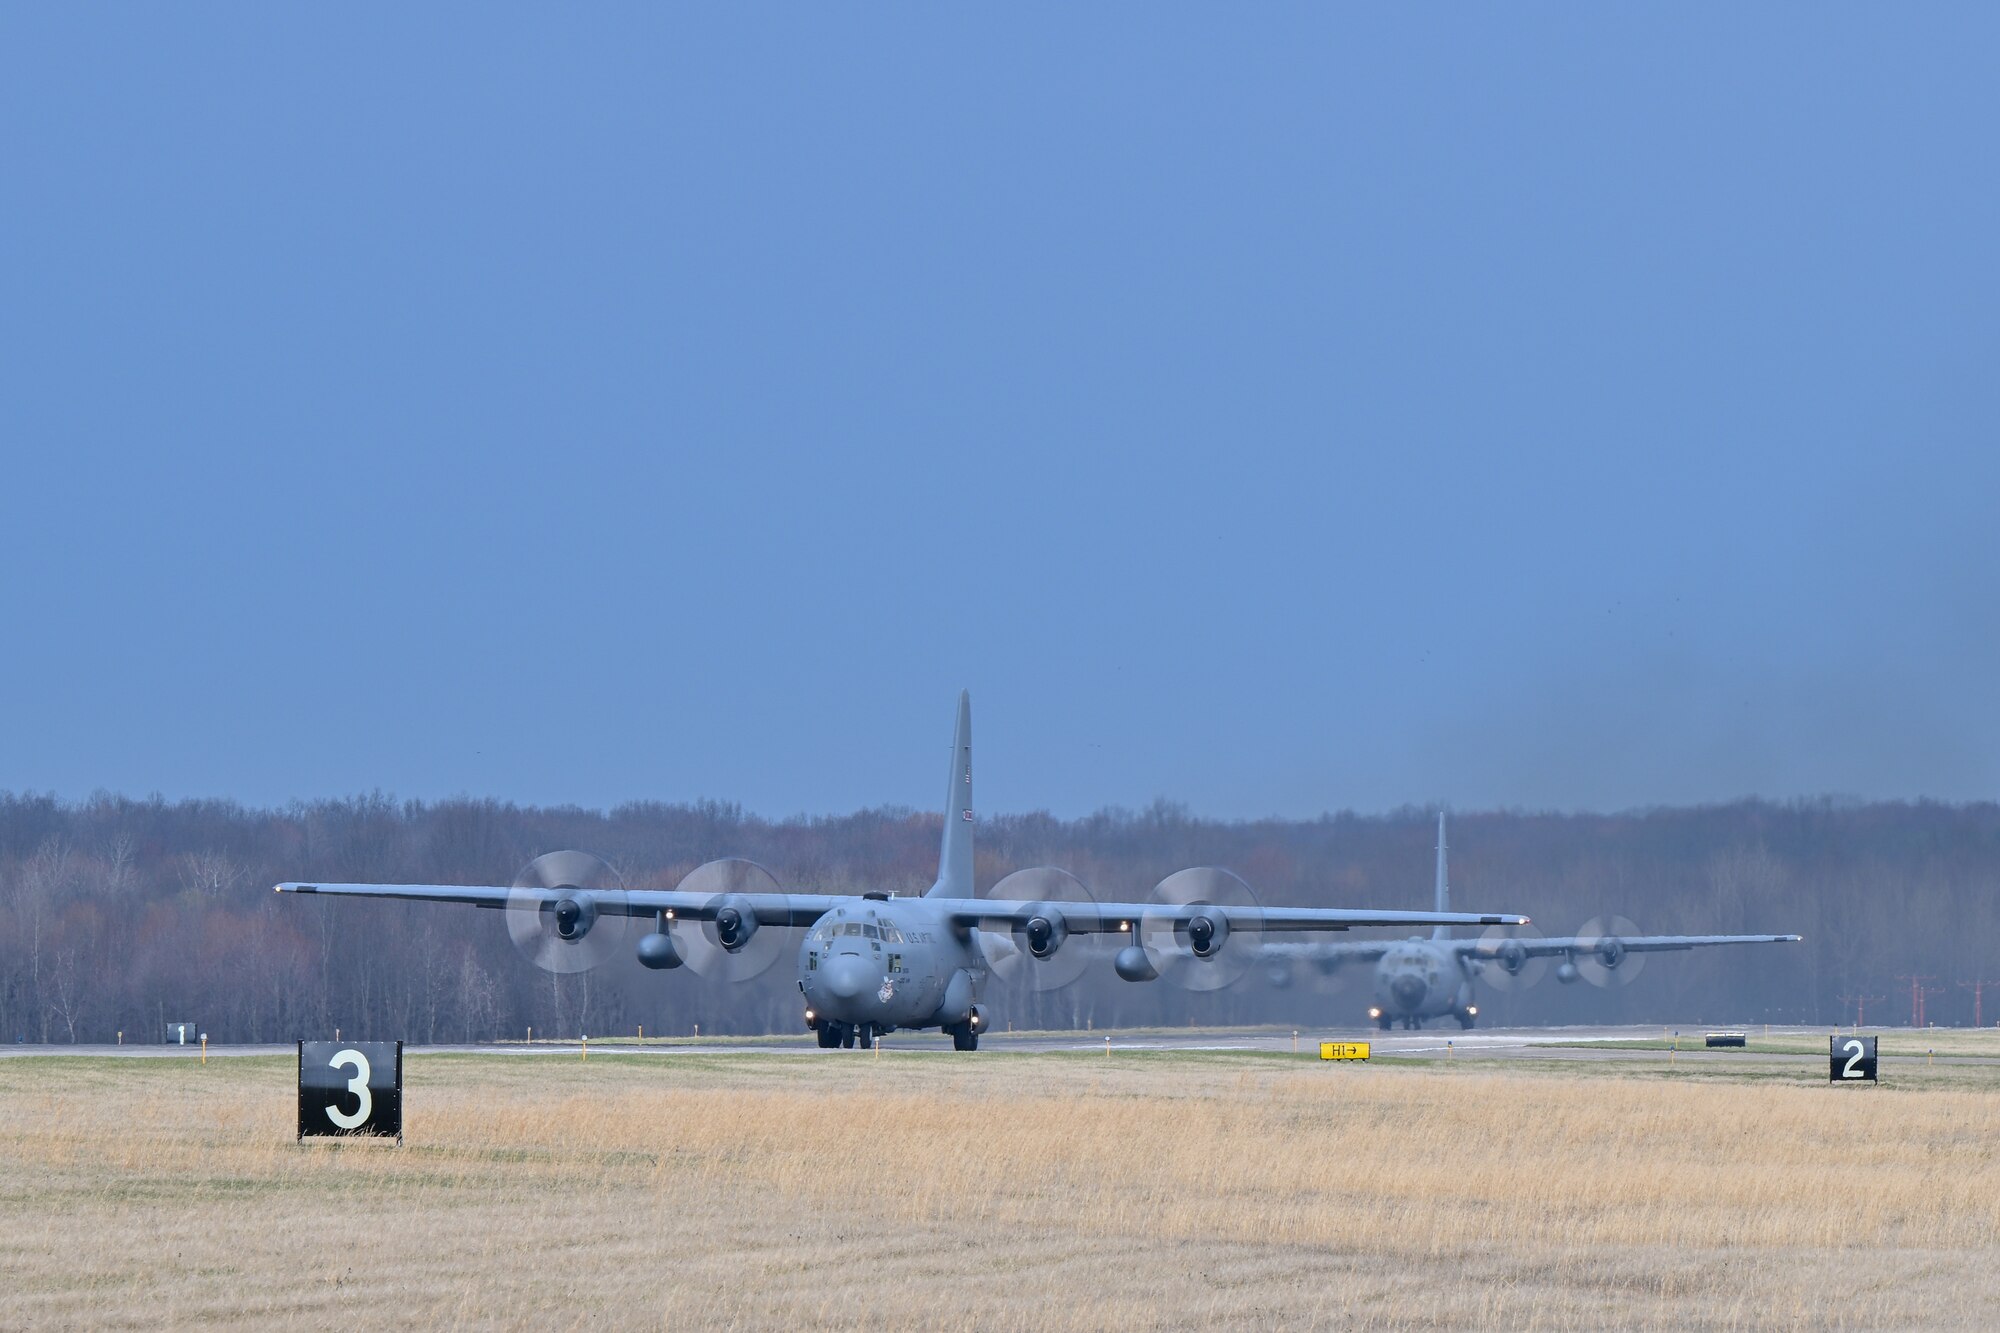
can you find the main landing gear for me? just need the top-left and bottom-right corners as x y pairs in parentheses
(815, 1021), (877, 1050)
(818, 1017), (978, 1052)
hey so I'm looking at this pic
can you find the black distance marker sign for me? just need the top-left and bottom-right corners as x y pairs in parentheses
(1829, 1034), (1878, 1083)
(298, 1040), (403, 1141)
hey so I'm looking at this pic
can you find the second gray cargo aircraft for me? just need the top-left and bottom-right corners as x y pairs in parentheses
(1262, 813), (1802, 1030)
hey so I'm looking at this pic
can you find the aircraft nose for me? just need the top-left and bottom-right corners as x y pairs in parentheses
(823, 953), (875, 1001)
(1390, 974), (1426, 1007)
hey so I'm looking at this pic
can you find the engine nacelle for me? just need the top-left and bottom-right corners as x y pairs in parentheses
(1555, 960), (1580, 984)
(636, 931), (683, 970)
(1019, 904), (1069, 959)
(552, 892), (598, 941)
(1185, 908), (1230, 959)
(1115, 945), (1158, 982)
(1594, 936), (1627, 970)
(713, 894), (758, 951)
(1496, 940), (1530, 975)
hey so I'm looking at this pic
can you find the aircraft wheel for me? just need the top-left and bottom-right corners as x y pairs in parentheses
(1456, 1012), (1475, 1030)
(840, 1026), (856, 1049)
(1376, 1014), (1393, 1031)
(951, 1024), (978, 1052)
(856, 1023), (875, 1050)
(816, 1025), (840, 1049)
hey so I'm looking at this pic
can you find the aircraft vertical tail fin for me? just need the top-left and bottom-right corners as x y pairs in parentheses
(927, 691), (974, 898)
(1432, 811), (1451, 941)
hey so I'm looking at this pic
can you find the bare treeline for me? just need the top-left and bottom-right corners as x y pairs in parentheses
(0, 791), (1990, 1043)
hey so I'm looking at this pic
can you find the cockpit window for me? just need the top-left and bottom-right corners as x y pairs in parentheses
(880, 923), (903, 943)
(862, 925), (880, 939)
(841, 922), (862, 937)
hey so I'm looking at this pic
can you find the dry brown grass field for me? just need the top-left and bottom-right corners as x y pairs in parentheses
(3, 1046), (1997, 1330)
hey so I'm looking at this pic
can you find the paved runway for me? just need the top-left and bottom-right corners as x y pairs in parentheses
(7, 1025), (1990, 1065)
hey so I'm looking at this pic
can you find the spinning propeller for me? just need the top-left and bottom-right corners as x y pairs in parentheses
(666, 858), (791, 984)
(980, 866), (1102, 991)
(1573, 915), (1647, 987)
(1138, 867), (1265, 991)
(506, 851), (632, 974)
(1475, 923), (1548, 991)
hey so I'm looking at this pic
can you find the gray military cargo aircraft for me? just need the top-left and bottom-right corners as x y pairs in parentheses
(276, 694), (1528, 1050)
(1261, 813), (1802, 1030)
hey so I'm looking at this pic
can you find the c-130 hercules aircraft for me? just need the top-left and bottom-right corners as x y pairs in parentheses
(276, 694), (1527, 1050)
(1262, 813), (1802, 1030)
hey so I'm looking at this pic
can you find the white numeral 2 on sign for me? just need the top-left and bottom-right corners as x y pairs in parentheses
(327, 1048), (373, 1128)
(1841, 1038), (1865, 1079)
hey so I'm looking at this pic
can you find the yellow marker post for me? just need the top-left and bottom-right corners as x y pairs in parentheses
(1104, 1035), (1111, 1058)
(200, 1035), (207, 1065)
(638, 1025), (643, 1041)
(1292, 1030), (1299, 1054)
(581, 1035), (588, 1061)
(1319, 1041), (1371, 1061)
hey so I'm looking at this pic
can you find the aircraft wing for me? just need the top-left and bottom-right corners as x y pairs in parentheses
(933, 899), (1527, 933)
(1255, 940), (1399, 966)
(275, 882), (839, 927)
(1457, 932), (1802, 960)
(1259, 933), (1802, 968)
(275, 883), (1528, 934)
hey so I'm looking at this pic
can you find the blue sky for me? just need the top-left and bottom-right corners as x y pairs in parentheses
(3, 8), (1997, 818)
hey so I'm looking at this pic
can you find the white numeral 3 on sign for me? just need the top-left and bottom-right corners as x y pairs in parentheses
(327, 1048), (373, 1128)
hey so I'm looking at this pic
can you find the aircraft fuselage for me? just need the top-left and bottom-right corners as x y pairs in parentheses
(1371, 939), (1477, 1030)
(797, 896), (990, 1046)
